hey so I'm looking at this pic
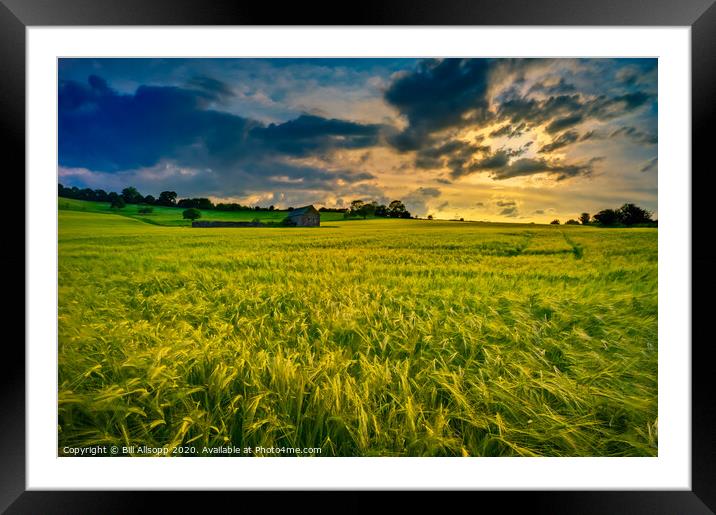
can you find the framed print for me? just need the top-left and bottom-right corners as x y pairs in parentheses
(3, 0), (715, 512)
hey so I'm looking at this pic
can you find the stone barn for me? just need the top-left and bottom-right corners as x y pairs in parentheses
(285, 205), (320, 227)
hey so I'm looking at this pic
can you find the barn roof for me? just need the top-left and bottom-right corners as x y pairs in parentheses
(286, 205), (318, 217)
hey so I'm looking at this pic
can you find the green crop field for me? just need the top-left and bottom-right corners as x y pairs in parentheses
(58, 206), (658, 457)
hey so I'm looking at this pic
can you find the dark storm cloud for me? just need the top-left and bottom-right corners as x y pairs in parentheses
(496, 200), (516, 207)
(415, 140), (479, 165)
(612, 91), (652, 111)
(489, 125), (510, 138)
(384, 58), (491, 150)
(254, 115), (382, 157)
(59, 75), (253, 171)
(464, 150), (601, 181)
(59, 76), (382, 185)
(414, 140), (491, 174)
(615, 67), (640, 87)
(489, 122), (527, 139)
(498, 94), (584, 127)
(496, 97), (541, 126)
(613, 60), (656, 87)
(259, 163), (375, 188)
(527, 77), (576, 96)
(587, 91), (653, 120)
(545, 114), (584, 134)
(538, 130), (581, 153)
(491, 157), (598, 181)
(610, 126), (657, 146)
(499, 206), (519, 217)
(415, 187), (441, 197)
(411, 67), (656, 180)
(442, 144), (528, 179)
(497, 91), (653, 132)
(640, 157), (658, 173)
(449, 149), (511, 178)
(579, 130), (599, 142)
(186, 75), (236, 101)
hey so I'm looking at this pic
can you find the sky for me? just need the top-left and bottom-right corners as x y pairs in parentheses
(58, 58), (657, 222)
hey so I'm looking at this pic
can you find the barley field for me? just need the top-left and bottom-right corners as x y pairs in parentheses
(58, 207), (658, 457)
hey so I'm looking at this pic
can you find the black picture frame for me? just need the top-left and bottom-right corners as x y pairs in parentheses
(3, 0), (715, 512)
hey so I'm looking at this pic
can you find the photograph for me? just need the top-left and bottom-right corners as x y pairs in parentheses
(56, 57), (658, 458)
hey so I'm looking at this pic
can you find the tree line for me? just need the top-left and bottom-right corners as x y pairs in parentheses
(58, 184), (414, 218)
(59, 184), (280, 211)
(549, 203), (656, 226)
(61, 184), (651, 226)
(340, 200), (412, 219)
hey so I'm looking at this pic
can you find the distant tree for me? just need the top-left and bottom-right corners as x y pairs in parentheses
(110, 196), (126, 209)
(616, 203), (653, 225)
(593, 209), (619, 226)
(550, 219), (560, 225)
(94, 189), (109, 202)
(58, 184), (110, 203)
(138, 206), (154, 214)
(197, 198), (214, 210)
(78, 188), (95, 201)
(565, 219), (580, 225)
(388, 200), (408, 218)
(460, 218), (464, 222)
(269, 205), (275, 211)
(177, 197), (214, 209)
(158, 191), (177, 207)
(182, 208), (201, 221)
(287, 207), (294, 211)
(143, 195), (156, 205)
(216, 202), (246, 211)
(375, 204), (388, 217)
(579, 212), (590, 225)
(359, 201), (377, 219)
(348, 200), (365, 217)
(177, 198), (213, 210)
(427, 214), (434, 220)
(121, 187), (143, 204)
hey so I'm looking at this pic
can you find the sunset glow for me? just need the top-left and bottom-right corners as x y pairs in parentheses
(58, 58), (657, 222)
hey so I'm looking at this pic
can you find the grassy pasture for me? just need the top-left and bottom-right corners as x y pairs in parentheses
(58, 210), (657, 456)
(58, 197), (347, 225)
